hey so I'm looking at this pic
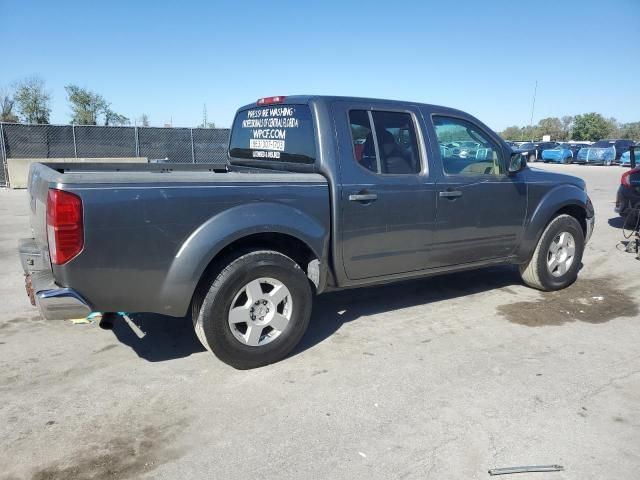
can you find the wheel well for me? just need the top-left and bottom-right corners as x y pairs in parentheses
(192, 233), (320, 309)
(555, 205), (587, 237)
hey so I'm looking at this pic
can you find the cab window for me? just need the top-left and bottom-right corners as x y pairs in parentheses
(348, 110), (421, 174)
(433, 116), (504, 175)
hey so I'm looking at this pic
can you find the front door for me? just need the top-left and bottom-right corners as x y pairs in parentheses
(427, 114), (527, 267)
(334, 102), (437, 280)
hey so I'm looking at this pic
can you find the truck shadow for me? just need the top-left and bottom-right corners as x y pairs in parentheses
(109, 313), (205, 362)
(292, 265), (522, 357)
(107, 265), (521, 363)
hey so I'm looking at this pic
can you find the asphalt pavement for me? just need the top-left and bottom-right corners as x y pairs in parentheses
(0, 163), (638, 480)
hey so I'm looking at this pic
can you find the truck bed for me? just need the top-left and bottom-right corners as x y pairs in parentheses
(25, 162), (330, 317)
(36, 162), (321, 185)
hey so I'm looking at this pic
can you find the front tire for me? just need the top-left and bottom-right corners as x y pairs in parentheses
(519, 214), (584, 291)
(194, 250), (313, 369)
(528, 153), (536, 163)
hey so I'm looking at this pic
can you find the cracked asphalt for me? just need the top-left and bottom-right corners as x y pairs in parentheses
(1, 163), (639, 479)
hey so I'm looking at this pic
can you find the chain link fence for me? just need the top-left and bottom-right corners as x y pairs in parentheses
(0, 123), (230, 187)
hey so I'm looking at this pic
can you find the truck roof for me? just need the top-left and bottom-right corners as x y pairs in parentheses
(237, 95), (468, 116)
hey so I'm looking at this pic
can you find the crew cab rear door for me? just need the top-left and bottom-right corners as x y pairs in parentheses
(424, 112), (527, 267)
(332, 101), (437, 280)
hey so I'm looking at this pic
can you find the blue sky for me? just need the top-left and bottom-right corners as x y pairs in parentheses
(2, 0), (639, 130)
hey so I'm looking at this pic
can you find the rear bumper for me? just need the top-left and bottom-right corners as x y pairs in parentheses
(35, 287), (92, 320)
(20, 238), (91, 320)
(616, 185), (640, 216)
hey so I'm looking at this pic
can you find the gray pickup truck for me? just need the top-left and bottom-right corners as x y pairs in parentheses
(19, 95), (594, 368)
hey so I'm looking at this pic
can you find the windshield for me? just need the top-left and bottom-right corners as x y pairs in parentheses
(519, 143), (534, 149)
(228, 104), (316, 164)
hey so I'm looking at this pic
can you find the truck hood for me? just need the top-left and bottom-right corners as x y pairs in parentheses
(525, 166), (586, 191)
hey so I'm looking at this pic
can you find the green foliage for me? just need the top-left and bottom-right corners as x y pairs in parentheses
(140, 114), (150, 127)
(537, 117), (567, 141)
(104, 108), (130, 126)
(65, 85), (107, 125)
(0, 88), (19, 122)
(13, 77), (51, 124)
(618, 122), (640, 140)
(500, 126), (523, 140)
(65, 85), (128, 126)
(198, 121), (217, 128)
(500, 124), (540, 141)
(571, 113), (616, 141)
(561, 116), (573, 136)
(498, 113), (636, 142)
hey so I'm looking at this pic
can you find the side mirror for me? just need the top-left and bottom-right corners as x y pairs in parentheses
(508, 152), (526, 175)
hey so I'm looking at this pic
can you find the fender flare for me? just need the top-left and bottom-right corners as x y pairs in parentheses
(516, 184), (591, 262)
(158, 202), (328, 317)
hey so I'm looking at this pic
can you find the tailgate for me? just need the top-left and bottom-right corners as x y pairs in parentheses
(26, 163), (54, 255)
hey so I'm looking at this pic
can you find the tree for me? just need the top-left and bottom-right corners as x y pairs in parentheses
(0, 88), (19, 122)
(65, 85), (107, 125)
(500, 126), (522, 140)
(65, 85), (128, 126)
(519, 125), (540, 141)
(140, 113), (150, 127)
(618, 122), (640, 140)
(104, 108), (130, 126)
(198, 121), (216, 128)
(561, 115), (573, 140)
(572, 113), (615, 141)
(14, 77), (51, 124)
(537, 117), (565, 141)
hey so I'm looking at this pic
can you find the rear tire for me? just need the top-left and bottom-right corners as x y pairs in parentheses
(193, 250), (312, 369)
(519, 214), (584, 291)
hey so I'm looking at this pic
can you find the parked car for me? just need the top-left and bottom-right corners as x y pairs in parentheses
(449, 140), (481, 158)
(541, 143), (586, 163)
(619, 144), (638, 167)
(615, 165), (640, 219)
(19, 95), (595, 369)
(576, 139), (634, 165)
(514, 141), (558, 162)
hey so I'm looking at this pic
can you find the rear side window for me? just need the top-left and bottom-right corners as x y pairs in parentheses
(229, 105), (316, 164)
(348, 110), (421, 174)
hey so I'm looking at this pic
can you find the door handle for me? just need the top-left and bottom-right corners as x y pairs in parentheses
(348, 193), (378, 202)
(439, 190), (462, 199)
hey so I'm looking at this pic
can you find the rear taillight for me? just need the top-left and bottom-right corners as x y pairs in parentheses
(47, 189), (83, 265)
(621, 168), (639, 188)
(257, 96), (286, 105)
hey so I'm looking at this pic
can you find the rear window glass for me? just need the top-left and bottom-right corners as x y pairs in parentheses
(228, 105), (316, 164)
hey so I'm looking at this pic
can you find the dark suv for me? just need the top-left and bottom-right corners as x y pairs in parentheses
(515, 141), (559, 162)
(616, 147), (640, 217)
